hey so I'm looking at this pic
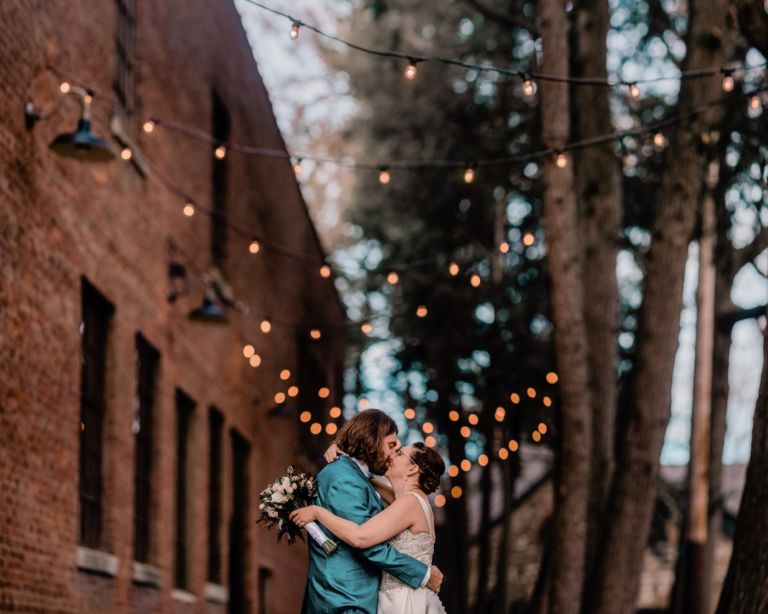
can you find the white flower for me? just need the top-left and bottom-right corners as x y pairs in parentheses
(267, 509), (278, 518)
(271, 492), (287, 504)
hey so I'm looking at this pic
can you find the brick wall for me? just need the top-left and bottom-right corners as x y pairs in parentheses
(0, 1), (345, 612)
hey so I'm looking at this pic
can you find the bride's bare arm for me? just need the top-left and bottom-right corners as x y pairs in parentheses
(290, 496), (416, 549)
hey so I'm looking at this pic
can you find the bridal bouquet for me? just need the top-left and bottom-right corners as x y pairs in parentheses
(257, 466), (338, 555)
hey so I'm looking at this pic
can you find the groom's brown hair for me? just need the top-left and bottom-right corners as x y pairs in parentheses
(335, 409), (397, 469)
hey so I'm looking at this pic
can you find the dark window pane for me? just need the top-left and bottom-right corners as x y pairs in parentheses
(174, 390), (195, 589)
(208, 408), (224, 582)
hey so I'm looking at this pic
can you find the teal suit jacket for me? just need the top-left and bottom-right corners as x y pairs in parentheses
(301, 455), (429, 613)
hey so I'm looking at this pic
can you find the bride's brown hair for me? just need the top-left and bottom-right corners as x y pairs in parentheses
(409, 442), (445, 494)
(335, 409), (397, 469)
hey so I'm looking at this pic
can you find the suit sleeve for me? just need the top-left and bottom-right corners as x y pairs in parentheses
(322, 476), (428, 589)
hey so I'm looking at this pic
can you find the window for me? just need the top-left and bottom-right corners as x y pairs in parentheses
(79, 279), (114, 548)
(133, 334), (159, 563)
(211, 92), (231, 268)
(114, 0), (137, 136)
(228, 431), (250, 613)
(174, 389), (195, 589)
(257, 567), (273, 614)
(207, 408), (224, 583)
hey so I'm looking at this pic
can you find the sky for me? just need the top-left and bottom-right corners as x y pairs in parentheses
(236, 0), (767, 465)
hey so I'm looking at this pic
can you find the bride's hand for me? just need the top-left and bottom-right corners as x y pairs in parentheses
(323, 443), (343, 463)
(290, 506), (320, 527)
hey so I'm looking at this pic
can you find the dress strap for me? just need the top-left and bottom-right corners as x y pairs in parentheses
(406, 492), (435, 540)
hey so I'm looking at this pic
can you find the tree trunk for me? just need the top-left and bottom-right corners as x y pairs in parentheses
(683, 188), (716, 614)
(571, 0), (621, 593)
(714, 320), (768, 613)
(590, 1), (730, 611)
(539, 1), (593, 612)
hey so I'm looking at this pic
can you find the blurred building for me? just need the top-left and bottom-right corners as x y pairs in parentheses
(0, 1), (345, 612)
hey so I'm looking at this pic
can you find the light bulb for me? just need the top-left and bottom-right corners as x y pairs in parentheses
(59, 82), (71, 94)
(319, 264), (332, 278)
(378, 168), (391, 184)
(387, 272), (399, 285)
(749, 95), (761, 110)
(448, 262), (460, 276)
(404, 60), (418, 80)
(318, 387), (330, 399)
(463, 166), (475, 183)
(142, 119), (156, 133)
(546, 371), (559, 384)
(260, 319), (272, 334)
(293, 159), (303, 174)
(653, 132), (667, 151)
(628, 82), (641, 99)
(243, 345), (255, 358)
(183, 202), (195, 217)
(555, 151), (568, 168)
(522, 78), (536, 98)
(361, 322), (373, 334)
(416, 305), (428, 317)
(404, 408), (416, 420)
(249, 354), (261, 368)
(721, 73), (735, 92)
(120, 147), (132, 161)
(280, 369), (291, 380)
(499, 241), (510, 253)
(470, 274), (481, 288)
(214, 145), (227, 159)
(249, 240), (260, 254)
(310, 328), (321, 340)
(300, 411), (312, 423)
(523, 232), (535, 246)
(329, 406), (342, 418)
(290, 22), (300, 40)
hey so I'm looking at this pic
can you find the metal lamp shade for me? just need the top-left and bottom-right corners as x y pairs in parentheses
(48, 118), (115, 162)
(188, 295), (229, 324)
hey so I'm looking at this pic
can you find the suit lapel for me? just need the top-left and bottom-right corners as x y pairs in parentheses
(340, 456), (382, 511)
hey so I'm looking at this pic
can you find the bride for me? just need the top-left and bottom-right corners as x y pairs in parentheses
(291, 441), (448, 613)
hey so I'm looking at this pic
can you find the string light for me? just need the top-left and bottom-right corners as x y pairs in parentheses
(467, 413), (479, 426)
(300, 411), (312, 423)
(423, 422), (434, 434)
(319, 264), (332, 278)
(378, 167), (391, 184)
(361, 322), (373, 335)
(288, 386), (299, 397)
(280, 369), (291, 380)
(142, 119), (156, 133)
(627, 82), (641, 99)
(243, 344), (255, 358)
(749, 94), (761, 109)
(293, 158), (303, 174)
(522, 233), (535, 247)
(275, 392), (286, 404)
(249, 354), (262, 368)
(546, 372), (559, 384)
(387, 272), (399, 285)
(448, 263), (460, 276)
(451, 486), (463, 499)
(532, 431), (542, 442)
(290, 21), (300, 39)
(434, 494), (446, 507)
(183, 202), (195, 217)
(416, 305), (428, 318)
(404, 407), (416, 420)
(538, 422), (548, 434)
(653, 132), (667, 151)
(527, 387), (537, 398)
(470, 274), (481, 288)
(460, 459), (472, 472)
(318, 387), (330, 398)
(522, 77), (537, 98)
(448, 410), (460, 422)
(425, 435), (437, 447)
(325, 423), (338, 435)
(448, 464), (460, 477)
(555, 151), (569, 168)
(404, 59), (419, 80)
(310, 328), (322, 340)
(510, 393), (521, 404)
(59, 81), (70, 94)
(498, 448), (509, 460)
(499, 241), (510, 254)
(508, 439), (519, 452)
(310, 422), (322, 435)
(249, 240), (261, 254)
(330, 406), (342, 418)
(477, 454), (489, 467)
(543, 396), (553, 407)
(214, 144), (227, 159)
(463, 165), (475, 183)
(721, 70), (735, 92)
(460, 426), (471, 438)
(260, 319), (272, 333)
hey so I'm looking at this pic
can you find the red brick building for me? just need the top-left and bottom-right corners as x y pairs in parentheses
(0, 1), (345, 612)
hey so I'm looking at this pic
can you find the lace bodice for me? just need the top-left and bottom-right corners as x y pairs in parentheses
(380, 493), (435, 593)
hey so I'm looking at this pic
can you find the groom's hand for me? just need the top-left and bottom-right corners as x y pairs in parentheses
(426, 565), (443, 594)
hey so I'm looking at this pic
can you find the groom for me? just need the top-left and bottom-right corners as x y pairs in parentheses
(301, 409), (443, 613)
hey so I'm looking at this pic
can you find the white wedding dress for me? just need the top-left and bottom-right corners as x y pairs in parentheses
(377, 492), (448, 614)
